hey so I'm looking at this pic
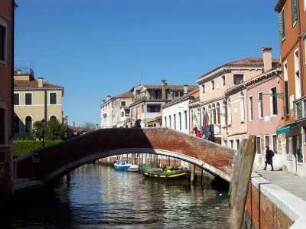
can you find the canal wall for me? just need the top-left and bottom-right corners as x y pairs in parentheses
(244, 173), (306, 229)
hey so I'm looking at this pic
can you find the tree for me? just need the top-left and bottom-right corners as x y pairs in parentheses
(32, 119), (68, 141)
(81, 122), (97, 132)
(32, 121), (45, 141)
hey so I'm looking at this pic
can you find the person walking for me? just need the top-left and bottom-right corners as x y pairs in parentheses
(264, 146), (274, 171)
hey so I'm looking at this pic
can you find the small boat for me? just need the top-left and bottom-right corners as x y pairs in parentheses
(114, 160), (132, 171)
(127, 164), (139, 172)
(142, 166), (190, 180)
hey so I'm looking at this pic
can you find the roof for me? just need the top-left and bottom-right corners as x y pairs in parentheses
(113, 91), (134, 99)
(163, 88), (199, 109)
(197, 57), (279, 83)
(14, 79), (62, 89)
(274, 0), (286, 12)
(135, 84), (197, 91)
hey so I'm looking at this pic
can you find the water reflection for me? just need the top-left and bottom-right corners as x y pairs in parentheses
(1, 164), (230, 229)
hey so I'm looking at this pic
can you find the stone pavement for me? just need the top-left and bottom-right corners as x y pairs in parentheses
(254, 169), (306, 202)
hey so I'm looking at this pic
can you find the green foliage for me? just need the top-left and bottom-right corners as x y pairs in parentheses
(13, 140), (62, 157)
(32, 119), (69, 141)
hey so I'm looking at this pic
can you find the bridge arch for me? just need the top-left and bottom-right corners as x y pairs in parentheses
(15, 128), (235, 185)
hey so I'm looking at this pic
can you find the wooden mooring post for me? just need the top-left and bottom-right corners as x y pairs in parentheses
(229, 136), (256, 229)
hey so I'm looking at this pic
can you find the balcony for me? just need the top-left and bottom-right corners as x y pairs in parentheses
(295, 96), (306, 121)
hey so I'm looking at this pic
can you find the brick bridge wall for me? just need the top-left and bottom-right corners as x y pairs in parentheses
(15, 128), (235, 183)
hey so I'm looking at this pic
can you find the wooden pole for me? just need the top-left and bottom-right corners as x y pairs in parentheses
(229, 136), (256, 229)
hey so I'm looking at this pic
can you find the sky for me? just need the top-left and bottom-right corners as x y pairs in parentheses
(14, 0), (280, 126)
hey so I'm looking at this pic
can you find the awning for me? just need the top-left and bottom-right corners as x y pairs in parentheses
(276, 123), (298, 135)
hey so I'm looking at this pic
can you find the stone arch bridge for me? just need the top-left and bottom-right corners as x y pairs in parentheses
(14, 128), (235, 185)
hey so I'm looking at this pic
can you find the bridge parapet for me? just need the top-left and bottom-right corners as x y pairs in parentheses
(15, 128), (235, 183)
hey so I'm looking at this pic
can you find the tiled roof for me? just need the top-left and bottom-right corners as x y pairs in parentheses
(14, 80), (62, 89)
(274, 0), (285, 12)
(114, 91), (134, 99)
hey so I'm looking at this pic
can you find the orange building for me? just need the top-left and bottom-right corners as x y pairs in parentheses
(275, 0), (306, 175)
(0, 0), (14, 199)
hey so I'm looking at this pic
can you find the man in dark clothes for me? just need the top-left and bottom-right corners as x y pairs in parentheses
(264, 146), (274, 171)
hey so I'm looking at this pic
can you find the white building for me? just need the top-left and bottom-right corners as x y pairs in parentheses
(100, 91), (134, 128)
(162, 88), (199, 134)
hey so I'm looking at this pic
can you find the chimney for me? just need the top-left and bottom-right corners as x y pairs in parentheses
(262, 47), (273, 72)
(38, 77), (44, 87)
(161, 80), (167, 99)
(184, 85), (188, 94)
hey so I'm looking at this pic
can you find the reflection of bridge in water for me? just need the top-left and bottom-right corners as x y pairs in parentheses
(15, 128), (235, 187)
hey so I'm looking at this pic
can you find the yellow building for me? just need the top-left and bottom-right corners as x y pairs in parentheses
(13, 68), (64, 139)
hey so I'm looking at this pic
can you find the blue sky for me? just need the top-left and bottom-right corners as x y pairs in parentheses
(15, 0), (280, 126)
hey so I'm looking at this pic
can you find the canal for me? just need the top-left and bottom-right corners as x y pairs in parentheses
(1, 164), (230, 228)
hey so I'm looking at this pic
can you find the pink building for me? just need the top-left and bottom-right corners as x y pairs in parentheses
(245, 48), (283, 168)
(0, 0), (14, 198)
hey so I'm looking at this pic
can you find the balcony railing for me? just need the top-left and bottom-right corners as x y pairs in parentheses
(295, 96), (306, 121)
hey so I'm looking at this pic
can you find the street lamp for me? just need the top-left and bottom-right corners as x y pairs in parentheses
(41, 119), (45, 148)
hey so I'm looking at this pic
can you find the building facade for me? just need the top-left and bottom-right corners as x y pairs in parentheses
(196, 57), (274, 145)
(100, 91), (134, 128)
(162, 88), (199, 134)
(14, 70), (64, 139)
(275, 0), (306, 176)
(0, 0), (14, 198)
(130, 81), (196, 128)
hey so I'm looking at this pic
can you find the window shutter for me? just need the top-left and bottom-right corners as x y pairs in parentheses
(278, 11), (285, 39)
(291, 0), (298, 24)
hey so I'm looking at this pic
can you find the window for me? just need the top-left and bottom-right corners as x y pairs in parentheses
(222, 76), (225, 86)
(211, 81), (214, 90)
(236, 139), (240, 150)
(147, 104), (161, 113)
(272, 135), (277, 154)
(230, 140), (234, 149)
(271, 87), (278, 115)
(249, 96), (253, 120)
(50, 92), (57, 104)
(25, 93), (32, 105)
(265, 136), (270, 148)
(121, 101), (126, 107)
(13, 116), (20, 133)
(258, 92), (264, 118)
(184, 110), (188, 130)
(169, 115), (171, 128)
(0, 24), (5, 62)
(256, 137), (261, 154)
(179, 112), (182, 130)
(284, 63), (290, 115)
(278, 9), (286, 39)
(173, 114), (176, 129)
(14, 93), (19, 105)
(25, 116), (32, 133)
(294, 49), (301, 99)
(202, 84), (205, 94)
(164, 117), (167, 127)
(240, 92), (245, 121)
(233, 74), (243, 85)
(0, 108), (5, 144)
(291, 0), (299, 25)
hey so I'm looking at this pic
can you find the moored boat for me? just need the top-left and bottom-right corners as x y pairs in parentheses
(142, 166), (190, 180)
(114, 160), (132, 171)
(127, 164), (139, 172)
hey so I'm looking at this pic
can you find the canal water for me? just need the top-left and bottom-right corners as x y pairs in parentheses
(1, 164), (230, 229)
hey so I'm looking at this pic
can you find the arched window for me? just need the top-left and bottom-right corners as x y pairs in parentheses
(212, 104), (216, 124)
(216, 102), (220, 124)
(13, 116), (20, 133)
(50, 116), (57, 121)
(25, 116), (32, 133)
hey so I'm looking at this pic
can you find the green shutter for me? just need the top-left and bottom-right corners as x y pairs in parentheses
(278, 10), (285, 39)
(291, 0), (298, 24)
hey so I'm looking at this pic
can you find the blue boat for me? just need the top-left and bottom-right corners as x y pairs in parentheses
(114, 160), (132, 171)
